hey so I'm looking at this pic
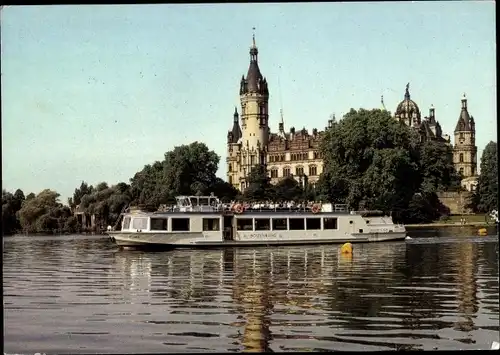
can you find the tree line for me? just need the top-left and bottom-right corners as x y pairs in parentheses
(2, 109), (497, 235)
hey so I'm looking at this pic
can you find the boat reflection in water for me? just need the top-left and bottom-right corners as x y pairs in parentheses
(110, 236), (498, 351)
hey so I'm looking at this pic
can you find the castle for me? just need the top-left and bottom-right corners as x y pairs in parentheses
(226, 36), (478, 193)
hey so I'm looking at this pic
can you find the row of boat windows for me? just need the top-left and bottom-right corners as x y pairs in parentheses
(123, 216), (338, 232)
(236, 217), (338, 231)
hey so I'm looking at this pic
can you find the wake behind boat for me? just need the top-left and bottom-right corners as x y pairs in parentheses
(107, 195), (407, 249)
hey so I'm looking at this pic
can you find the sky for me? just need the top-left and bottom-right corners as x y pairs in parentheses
(1, 2), (496, 203)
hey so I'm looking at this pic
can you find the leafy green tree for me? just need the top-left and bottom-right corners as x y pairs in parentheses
(320, 109), (420, 219)
(473, 141), (498, 213)
(70, 181), (94, 209)
(2, 190), (21, 235)
(273, 176), (304, 201)
(26, 192), (36, 201)
(418, 140), (461, 192)
(206, 178), (239, 202)
(319, 108), (458, 223)
(243, 164), (273, 201)
(17, 189), (68, 233)
(163, 141), (220, 196)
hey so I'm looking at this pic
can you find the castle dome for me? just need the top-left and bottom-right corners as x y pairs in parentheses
(395, 83), (421, 126)
(395, 83), (420, 116)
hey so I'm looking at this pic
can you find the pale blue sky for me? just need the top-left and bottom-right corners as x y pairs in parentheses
(1, 2), (496, 203)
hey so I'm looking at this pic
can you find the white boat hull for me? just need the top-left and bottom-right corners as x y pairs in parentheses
(108, 230), (407, 248)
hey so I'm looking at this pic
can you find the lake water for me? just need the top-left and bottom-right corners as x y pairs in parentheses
(3, 226), (499, 353)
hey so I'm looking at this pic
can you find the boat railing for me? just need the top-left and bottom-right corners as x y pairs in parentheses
(155, 202), (350, 214)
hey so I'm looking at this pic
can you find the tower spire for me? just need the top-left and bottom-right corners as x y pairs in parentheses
(252, 27), (256, 48)
(381, 95), (387, 110)
(404, 82), (410, 100)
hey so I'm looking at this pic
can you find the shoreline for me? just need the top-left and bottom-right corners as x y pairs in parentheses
(405, 222), (495, 228)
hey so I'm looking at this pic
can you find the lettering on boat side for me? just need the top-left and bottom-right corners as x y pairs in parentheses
(247, 233), (280, 239)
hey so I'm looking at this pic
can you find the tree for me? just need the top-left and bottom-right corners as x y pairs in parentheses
(206, 178), (239, 202)
(17, 189), (66, 233)
(319, 108), (455, 223)
(273, 176), (304, 201)
(70, 181), (94, 209)
(474, 141), (498, 213)
(320, 109), (419, 217)
(243, 164), (273, 201)
(163, 141), (220, 196)
(418, 140), (461, 192)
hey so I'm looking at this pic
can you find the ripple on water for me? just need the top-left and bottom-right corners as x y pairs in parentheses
(2, 232), (499, 353)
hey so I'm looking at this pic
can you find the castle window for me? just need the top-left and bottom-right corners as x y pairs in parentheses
(309, 165), (318, 176)
(303, 153), (308, 160)
(459, 153), (464, 163)
(270, 168), (278, 178)
(313, 151), (319, 159)
(283, 167), (291, 177)
(296, 166), (304, 176)
(281, 154), (285, 162)
(459, 167), (464, 176)
(459, 133), (464, 139)
(250, 155), (255, 165)
(228, 164), (232, 172)
(229, 176), (233, 184)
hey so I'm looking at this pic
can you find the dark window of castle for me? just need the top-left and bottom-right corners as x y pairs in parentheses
(272, 218), (288, 230)
(459, 167), (464, 175)
(289, 218), (305, 230)
(309, 165), (317, 176)
(283, 168), (291, 177)
(271, 169), (278, 178)
(296, 166), (304, 176)
(171, 218), (190, 231)
(459, 153), (464, 163)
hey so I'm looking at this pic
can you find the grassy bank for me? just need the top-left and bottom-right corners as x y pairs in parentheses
(405, 214), (495, 228)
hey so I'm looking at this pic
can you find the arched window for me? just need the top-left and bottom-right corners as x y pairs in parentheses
(270, 168), (278, 179)
(228, 164), (232, 172)
(283, 167), (291, 177)
(459, 167), (464, 176)
(309, 165), (318, 176)
(229, 176), (233, 184)
(295, 166), (304, 176)
(459, 153), (464, 163)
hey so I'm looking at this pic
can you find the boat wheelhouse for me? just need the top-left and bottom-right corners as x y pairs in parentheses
(107, 195), (407, 249)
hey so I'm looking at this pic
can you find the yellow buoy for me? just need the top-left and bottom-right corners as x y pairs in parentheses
(478, 228), (488, 236)
(340, 242), (353, 255)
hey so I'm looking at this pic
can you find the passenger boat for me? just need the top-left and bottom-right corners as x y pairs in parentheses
(107, 195), (407, 249)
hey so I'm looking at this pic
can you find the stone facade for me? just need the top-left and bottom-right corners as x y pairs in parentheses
(227, 40), (479, 194)
(226, 35), (326, 192)
(452, 94), (478, 191)
(437, 191), (474, 215)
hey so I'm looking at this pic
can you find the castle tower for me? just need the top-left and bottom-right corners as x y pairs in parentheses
(227, 107), (242, 188)
(238, 33), (270, 191)
(394, 83), (421, 127)
(453, 94), (478, 191)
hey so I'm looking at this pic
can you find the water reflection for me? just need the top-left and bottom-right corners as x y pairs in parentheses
(2, 231), (499, 353)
